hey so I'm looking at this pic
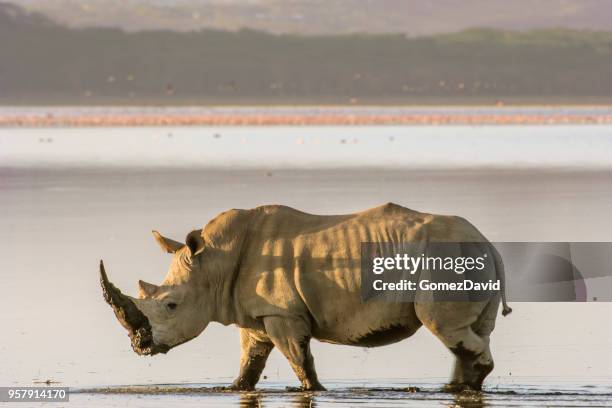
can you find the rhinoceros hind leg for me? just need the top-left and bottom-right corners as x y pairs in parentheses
(444, 344), (493, 392)
(443, 330), (493, 391)
(263, 316), (326, 391)
(416, 301), (496, 391)
(230, 329), (274, 391)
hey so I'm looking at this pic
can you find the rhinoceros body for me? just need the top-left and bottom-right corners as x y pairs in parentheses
(100, 203), (510, 391)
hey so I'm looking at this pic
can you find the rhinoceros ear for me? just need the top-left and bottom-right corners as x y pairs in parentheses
(152, 230), (184, 253)
(138, 280), (159, 298)
(185, 230), (205, 257)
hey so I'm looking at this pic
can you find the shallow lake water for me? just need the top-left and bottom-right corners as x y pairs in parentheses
(1, 125), (611, 406)
(68, 380), (612, 407)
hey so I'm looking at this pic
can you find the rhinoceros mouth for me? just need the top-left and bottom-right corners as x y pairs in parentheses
(99, 260), (170, 356)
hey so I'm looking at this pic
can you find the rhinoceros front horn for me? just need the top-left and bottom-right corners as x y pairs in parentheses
(99, 260), (169, 356)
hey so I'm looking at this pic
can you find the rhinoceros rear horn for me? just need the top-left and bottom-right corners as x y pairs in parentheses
(152, 230), (184, 254)
(99, 260), (168, 355)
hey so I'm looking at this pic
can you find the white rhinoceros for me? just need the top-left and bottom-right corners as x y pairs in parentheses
(100, 203), (511, 391)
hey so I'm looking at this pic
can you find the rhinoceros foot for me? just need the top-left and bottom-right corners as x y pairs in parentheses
(443, 382), (483, 393)
(226, 381), (256, 392)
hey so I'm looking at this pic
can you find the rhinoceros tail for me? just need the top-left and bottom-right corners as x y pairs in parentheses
(491, 245), (512, 316)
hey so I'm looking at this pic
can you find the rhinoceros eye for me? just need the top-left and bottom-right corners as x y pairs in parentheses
(167, 302), (178, 310)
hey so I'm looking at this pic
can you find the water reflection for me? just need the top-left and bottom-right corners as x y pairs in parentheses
(452, 390), (488, 408)
(238, 392), (315, 407)
(239, 393), (262, 407)
(292, 393), (315, 407)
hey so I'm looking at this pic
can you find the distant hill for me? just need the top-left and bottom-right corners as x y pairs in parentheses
(8, 0), (612, 35)
(0, 1), (57, 28)
(2, 2), (612, 105)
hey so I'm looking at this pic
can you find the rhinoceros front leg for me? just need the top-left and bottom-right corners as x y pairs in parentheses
(263, 316), (326, 391)
(230, 328), (274, 391)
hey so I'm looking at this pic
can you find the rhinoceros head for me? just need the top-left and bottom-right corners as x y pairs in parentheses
(100, 230), (209, 356)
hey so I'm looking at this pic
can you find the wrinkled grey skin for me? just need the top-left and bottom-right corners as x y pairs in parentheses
(100, 203), (511, 392)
